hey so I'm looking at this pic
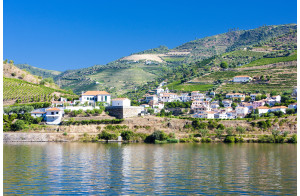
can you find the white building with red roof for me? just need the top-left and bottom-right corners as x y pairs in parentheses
(45, 107), (64, 125)
(257, 106), (270, 115)
(80, 91), (111, 105)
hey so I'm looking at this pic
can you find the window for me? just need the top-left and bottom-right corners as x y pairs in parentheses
(56, 112), (58, 114)
(51, 112), (54, 115)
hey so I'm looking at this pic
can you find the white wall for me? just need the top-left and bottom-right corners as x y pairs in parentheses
(64, 106), (100, 111)
(112, 99), (131, 107)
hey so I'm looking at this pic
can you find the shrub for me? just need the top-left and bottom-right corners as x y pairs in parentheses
(168, 132), (176, 139)
(235, 137), (244, 143)
(199, 129), (209, 137)
(288, 134), (297, 143)
(98, 131), (118, 140)
(179, 138), (191, 143)
(236, 126), (246, 136)
(63, 132), (68, 136)
(283, 131), (289, 137)
(145, 130), (169, 143)
(167, 138), (179, 143)
(201, 137), (212, 143)
(225, 127), (234, 136)
(215, 129), (224, 139)
(224, 136), (235, 143)
(275, 136), (285, 143)
(12, 120), (26, 131)
(121, 130), (134, 141)
(217, 124), (225, 130)
(64, 109), (71, 114)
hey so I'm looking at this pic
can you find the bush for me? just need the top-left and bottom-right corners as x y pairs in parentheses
(215, 129), (224, 139)
(121, 130), (134, 141)
(179, 138), (191, 143)
(98, 131), (118, 140)
(199, 129), (209, 137)
(235, 137), (244, 143)
(288, 134), (297, 143)
(224, 136), (235, 143)
(201, 137), (212, 143)
(167, 138), (179, 143)
(145, 130), (169, 143)
(226, 127), (234, 135)
(217, 124), (225, 130)
(63, 132), (68, 136)
(12, 120), (26, 131)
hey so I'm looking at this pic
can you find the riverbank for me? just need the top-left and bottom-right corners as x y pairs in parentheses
(4, 116), (297, 143)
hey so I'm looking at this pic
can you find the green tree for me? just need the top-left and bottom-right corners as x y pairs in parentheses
(226, 127), (234, 135)
(215, 129), (224, 139)
(236, 126), (246, 136)
(12, 120), (26, 131)
(220, 61), (228, 69)
(121, 131), (134, 141)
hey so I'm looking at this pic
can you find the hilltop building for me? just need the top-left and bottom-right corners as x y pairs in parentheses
(233, 75), (252, 83)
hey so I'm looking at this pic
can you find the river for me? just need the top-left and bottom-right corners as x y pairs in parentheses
(3, 143), (297, 195)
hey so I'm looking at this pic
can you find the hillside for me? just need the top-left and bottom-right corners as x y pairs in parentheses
(3, 63), (41, 84)
(13, 24), (297, 96)
(14, 63), (61, 79)
(3, 63), (77, 106)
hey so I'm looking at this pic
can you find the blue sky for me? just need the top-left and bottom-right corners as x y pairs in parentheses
(4, 0), (297, 71)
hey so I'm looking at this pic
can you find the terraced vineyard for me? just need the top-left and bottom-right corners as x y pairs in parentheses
(3, 77), (76, 105)
(192, 61), (297, 94)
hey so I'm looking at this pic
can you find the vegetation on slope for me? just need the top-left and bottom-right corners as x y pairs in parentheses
(14, 63), (61, 79)
(3, 77), (77, 106)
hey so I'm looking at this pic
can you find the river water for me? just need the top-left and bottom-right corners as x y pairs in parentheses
(3, 143), (296, 195)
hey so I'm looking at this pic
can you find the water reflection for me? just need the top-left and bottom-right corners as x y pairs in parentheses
(4, 143), (296, 195)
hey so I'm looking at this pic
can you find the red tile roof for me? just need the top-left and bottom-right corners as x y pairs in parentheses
(82, 91), (110, 96)
(46, 107), (61, 111)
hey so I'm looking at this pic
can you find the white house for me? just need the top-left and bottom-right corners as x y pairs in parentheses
(257, 106), (270, 115)
(159, 93), (179, 102)
(271, 95), (281, 103)
(155, 87), (164, 95)
(193, 105), (211, 114)
(191, 91), (205, 101)
(235, 107), (249, 118)
(203, 111), (215, 119)
(253, 100), (265, 109)
(269, 106), (287, 113)
(179, 93), (191, 102)
(288, 103), (297, 109)
(233, 75), (252, 83)
(80, 91), (111, 105)
(31, 109), (46, 119)
(215, 112), (228, 119)
(264, 98), (276, 106)
(222, 99), (232, 107)
(225, 93), (245, 100)
(193, 113), (204, 118)
(112, 98), (131, 107)
(45, 107), (64, 125)
(145, 95), (158, 103)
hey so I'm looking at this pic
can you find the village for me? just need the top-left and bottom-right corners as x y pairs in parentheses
(28, 75), (297, 125)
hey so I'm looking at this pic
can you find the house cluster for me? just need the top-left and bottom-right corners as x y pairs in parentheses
(31, 91), (143, 124)
(192, 92), (296, 119)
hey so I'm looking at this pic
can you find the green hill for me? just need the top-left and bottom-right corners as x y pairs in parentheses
(14, 64), (61, 79)
(15, 24), (297, 97)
